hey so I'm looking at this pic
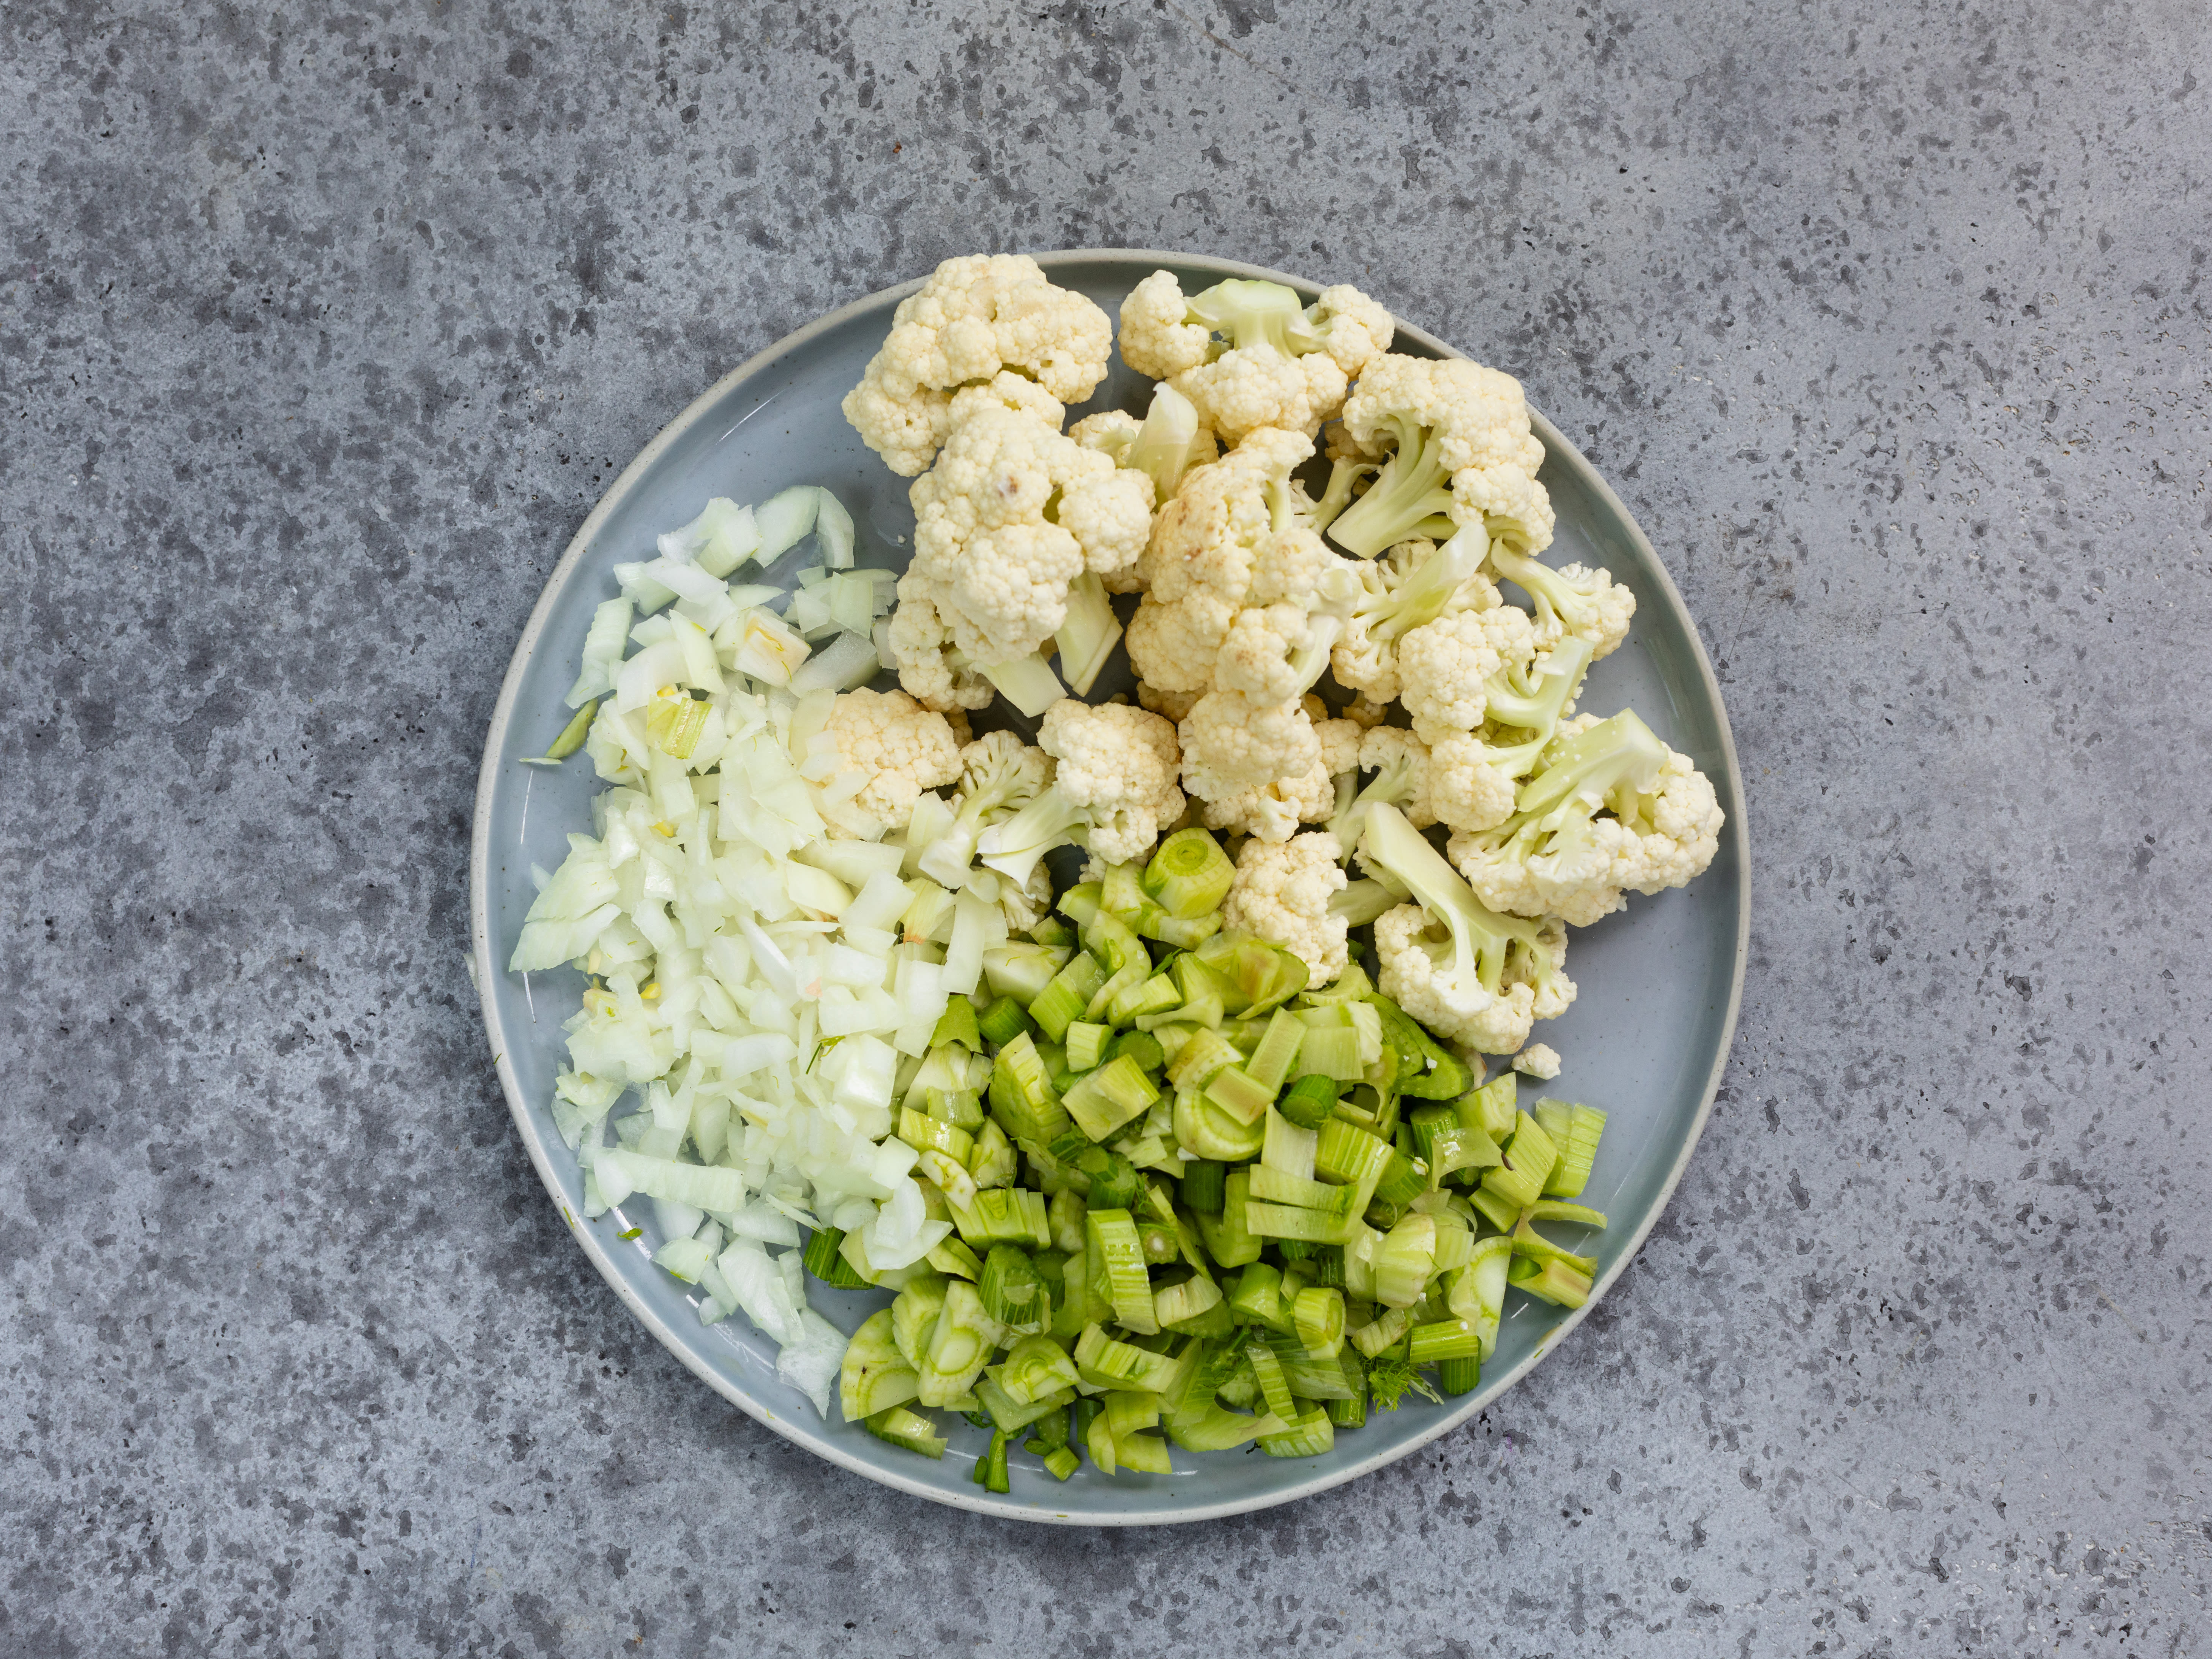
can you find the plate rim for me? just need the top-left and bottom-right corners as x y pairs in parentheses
(469, 248), (1751, 1525)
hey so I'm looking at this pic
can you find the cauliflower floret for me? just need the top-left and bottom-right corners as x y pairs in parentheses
(842, 254), (1112, 476)
(1395, 606), (1538, 743)
(1136, 681), (1201, 723)
(1181, 689), (1320, 797)
(1326, 353), (1555, 560)
(916, 729), (1054, 886)
(1224, 831), (1350, 986)
(976, 700), (1184, 880)
(1119, 273), (1393, 445)
(1117, 270), (1214, 379)
(820, 689), (963, 830)
(1332, 536), (1503, 703)
(896, 398), (1154, 691)
(1428, 731), (1522, 833)
(1332, 724), (1438, 837)
(886, 580), (994, 713)
(1359, 804), (1577, 1054)
(1127, 426), (1356, 715)
(1446, 710), (1720, 926)
(1196, 714), (1357, 844)
(1488, 546), (1637, 662)
(1511, 1042), (1562, 1081)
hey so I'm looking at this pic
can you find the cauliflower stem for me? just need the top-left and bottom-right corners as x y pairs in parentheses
(1326, 411), (1461, 558)
(1359, 803), (1567, 1024)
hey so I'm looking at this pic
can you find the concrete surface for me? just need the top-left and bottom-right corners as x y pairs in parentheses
(4, 0), (2208, 1653)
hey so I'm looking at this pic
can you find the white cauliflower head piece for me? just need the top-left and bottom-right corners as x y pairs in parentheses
(1395, 606), (1538, 743)
(1037, 699), (1184, 864)
(821, 688), (963, 830)
(1224, 831), (1351, 986)
(842, 254), (1112, 476)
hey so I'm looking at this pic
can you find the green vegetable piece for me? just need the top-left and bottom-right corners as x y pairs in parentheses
(1407, 1318), (1483, 1364)
(971, 1427), (1011, 1493)
(1084, 1210), (1157, 1334)
(802, 1226), (872, 1289)
(1366, 1343), (1442, 1411)
(977, 1244), (1048, 1333)
(1509, 1215), (1597, 1277)
(919, 1280), (999, 1408)
(541, 699), (597, 762)
(1293, 1286), (1346, 1359)
(1244, 1010), (1306, 1093)
(1109, 1030), (1165, 1074)
(1108, 971), (1183, 1025)
(1153, 1274), (1225, 1333)
(1191, 1168), (1262, 1268)
(1194, 932), (1309, 1016)
(1532, 1099), (1607, 1197)
(1371, 1215), (1437, 1310)
(1479, 1109), (1559, 1211)
(1276, 1073), (1341, 1131)
(1178, 1158), (1226, 1215)
(999, 1334), (1082, 1405)
(1228, 1262), (1289, 1331)
(1258, 1405), (1336, 1458)
(1145, 829), (1236, 919)
(974, 1369), (1076, 1433)
(1435, 1355), (1480, 1397)
(1166, 1027), (1241, 1091)
(1173, 1088), (1266, 1164)
(1367, 993), (1474, 1101)
(864, 1405), (948, 1459)
(1458, 1070), (1518, 1141)
(977, 996), (1031, 1047)
(1062, 1055), (1162, 1143)
(988, 1032), (1072, 1144)
(840, 1308), (922, 1421)
(949, 1187), (1052, 1249)
(1529, 1199), (1607, 1230)
(1030, 952), (1107, 1041)
(1100, 860), (1152, 922)
(1064, 1021), (1112, 1072)
(1074, 1322), (1178, 1392)
(931, 997), (983, 1053)
(1041, 1445), (1081, 1481)
(1202, 1064), (1275, 1127)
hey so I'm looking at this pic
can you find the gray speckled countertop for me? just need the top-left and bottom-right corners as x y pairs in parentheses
(4, 2), (2208, 1653)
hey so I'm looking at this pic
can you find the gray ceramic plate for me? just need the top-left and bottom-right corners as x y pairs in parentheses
(469, 251), (1748, 1524)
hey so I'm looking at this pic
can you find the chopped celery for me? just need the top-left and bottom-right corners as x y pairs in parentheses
(1509, 1255), (1593, 1307)
(1104, 1388), (1162, 1437)
(1529, 1199), (1608, 1230)
(1167, 1027), (1242, 1091)
(1153, 1274), (1224, 1331)
(1258, 1406), (1335, 1458)
(1110, 971), (1183, 1024)
(1261, 1110), (1319, 1180)
(971, 1427), (1011, 1493)
(1324, 1388), (1369, 1429)
(1048, 1189), (1087, 1254)
(1479, 1109), (1559, 1211)
(1110, 1030), (1166, 1074)
(1275, 1073), (1341, 1131)
(1368, 994), (1474, 1100)
(1407, 1318), (1482, 1363)
(1509, 1215), (1597, 1277)
(1459, 1069), (1518, 1141)
(1030, 952), (1107, 1040)
(802, 1226), (872, 1288)
(1074, 1323), (1178, 1391)
(919, 1280), (1000, 1408)
(1293, 1285), (1346, 1359)
(1313, 1117), (1392, 1195)
(977, 1244), (1048, 1331)
(899, 1105), (974, 1164)
(864, 1405), (948, 1459)
(892, 1277), (949, 1369)
(1365, 1344), (1442, 1411)
(1350, 1304), (1413, 1358)
(1244, 1010), (1306, 1092)
(1194, 932), (1309, 1015)
(989, 1033), (1072, 1143)
(977, 995), (1031, 1046)
(927, 1235), (983, 1281)
(1085, 1210), (1158, 1333)
(1203, 1064), (1275, 1126)
(974, 1369), (1077, 1433)
(949, 1187), (1052, 1248)
(1066, 1022), (1115, 1071)
(1371, 1215), (1437, 1309)
(1428, 1123), (1504, 1186)
(1435, 1356), (1480, 1396)
(1247, 1167), (1363, 1214)
(925, 1087), (987, 1131)
(1246, 1338), (1298, 1421)
(1173, 1089), (1267, 1164)
(840, 1308), (922, 1420)
(968, 1118), (1017, 1188)
(1145, 829), (1235, 918)
(1041, 1445), (1081, 1481)
(1062, 1055), (1161, 1142)
(1227, 1261), (1289, 1331)
(1467, 1183), (1522, 1233)
(1179, 1158), (1227, 1214)
(931, 997), (983, 1052)
(1533, 1099), (1607, 1197)
(1194, 1168), (1264, 1268)
(1246, 1201), (1362, 1245)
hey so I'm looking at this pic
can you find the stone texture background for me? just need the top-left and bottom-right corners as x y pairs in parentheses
(4, 0), (2208, 1653)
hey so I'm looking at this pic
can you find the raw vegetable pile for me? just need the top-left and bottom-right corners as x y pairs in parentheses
(510, 254), (1723, 1489)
